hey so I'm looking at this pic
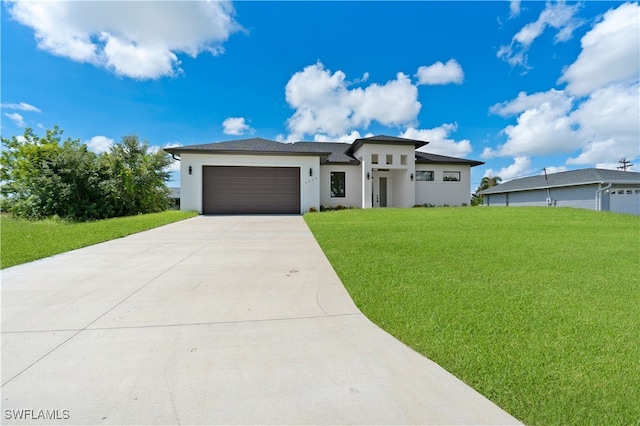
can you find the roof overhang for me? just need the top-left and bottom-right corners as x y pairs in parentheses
(346, 136), (428, 156)
(480, 180), (640, 195)
(164, 147), (332, 158)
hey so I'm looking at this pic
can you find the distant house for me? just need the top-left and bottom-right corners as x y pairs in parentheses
(165, 135), (483, 214)
(168, 187), (180, 209)
(479, 168), (640, 215)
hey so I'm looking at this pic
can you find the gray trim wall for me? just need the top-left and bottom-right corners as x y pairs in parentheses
(484, 183), (640, 215)
(486, 185), (599, 209)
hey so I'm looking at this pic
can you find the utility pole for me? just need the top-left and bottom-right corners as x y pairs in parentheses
(543, 167), (552, 205)
(617, 158), (633, 171)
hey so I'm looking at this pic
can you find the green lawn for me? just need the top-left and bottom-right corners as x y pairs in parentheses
(0, 210), (198, 269)
(304, 207), (640, 426)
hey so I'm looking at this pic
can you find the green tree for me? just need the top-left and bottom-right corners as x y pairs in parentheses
(480, 176), (502, 190)
(471, 175), (502, 206)
(101, 134), (172, 217)
(1, 127), (173, 220)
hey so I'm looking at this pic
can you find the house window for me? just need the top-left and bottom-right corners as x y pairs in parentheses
(386, 154), (393, 165)
(415, 171), (434, 181)
(400, 155), (407, 165)
(371, 154), (378, 164)
(330, 172), (346, 198)
(443, 171), (461, 182)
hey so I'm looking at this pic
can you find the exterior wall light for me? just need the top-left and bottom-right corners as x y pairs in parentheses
(410, 173), (414, 181)
(188, 166), (192, 175)
(309, 168), (313, 177)
(367, 172), (370, 180)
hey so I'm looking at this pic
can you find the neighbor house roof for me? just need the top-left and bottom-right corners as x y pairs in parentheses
(164, 135), (482, 167)
(480, 168), (640, 195)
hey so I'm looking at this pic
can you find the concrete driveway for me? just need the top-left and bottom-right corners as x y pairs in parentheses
(1, 215), (520, 425)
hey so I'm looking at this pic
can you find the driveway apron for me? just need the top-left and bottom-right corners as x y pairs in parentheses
(1, 215), (521, 425)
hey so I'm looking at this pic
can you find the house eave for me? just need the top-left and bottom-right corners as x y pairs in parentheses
(346, 138), (428, 156)
(480, 180), (640, 195)
(164, 148), (332, 158)
(415, 159), (484, 167)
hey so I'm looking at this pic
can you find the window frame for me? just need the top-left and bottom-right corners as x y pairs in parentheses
(415, 170), (434, 182)
(443, 171), (461, 182)
(330, 171), (346, 198)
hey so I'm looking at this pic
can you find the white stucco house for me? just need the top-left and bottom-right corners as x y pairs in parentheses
(479, 168), (640, 215)
(165, 135), (483, 214)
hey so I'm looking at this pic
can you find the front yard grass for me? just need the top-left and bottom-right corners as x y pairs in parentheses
(304, 207), (640, 425)
(1, 210), (198, 269)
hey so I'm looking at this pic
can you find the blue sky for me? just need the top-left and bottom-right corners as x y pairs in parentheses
(2, 1), (638, 189)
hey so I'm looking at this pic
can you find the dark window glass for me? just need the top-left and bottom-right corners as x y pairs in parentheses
(330, 172), (346, 197)
(416, 171), (434, 181)
(443, 171), (461, 182)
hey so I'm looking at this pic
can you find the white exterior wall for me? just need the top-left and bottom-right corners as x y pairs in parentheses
(353, 144), (416, 208)
(319, 165), (362, 208)
(609, 185), (640, 215)
(178, 153), (320, 214)
(415, 164), (472, 206)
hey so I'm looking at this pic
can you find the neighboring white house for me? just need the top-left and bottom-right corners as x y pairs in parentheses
(165, 135), (483, 214)
(479, 168), (640, 215)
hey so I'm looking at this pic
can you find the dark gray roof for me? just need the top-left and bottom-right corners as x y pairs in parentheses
(480, 168), (640, 195)
(415, 151), (484, 166)
(292, 142), (359, 164)
(347, 135), (428, 155)
(164, 135), (483, 166)
(165, 138), (330, 156)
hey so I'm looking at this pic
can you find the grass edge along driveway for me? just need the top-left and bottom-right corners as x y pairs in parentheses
(304, 207), (640, 426)
(1, 211), (198, 269)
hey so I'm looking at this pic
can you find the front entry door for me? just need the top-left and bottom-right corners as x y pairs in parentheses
(379, 177), (388, 207)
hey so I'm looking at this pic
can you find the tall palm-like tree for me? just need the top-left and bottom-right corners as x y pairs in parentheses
(480, 176), (502, 190)
(472, 176), (502, 206)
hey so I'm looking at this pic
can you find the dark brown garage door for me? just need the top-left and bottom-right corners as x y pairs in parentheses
(202, 166), (300, 214)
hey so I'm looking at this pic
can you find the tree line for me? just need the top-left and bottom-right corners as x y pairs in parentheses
(1, 126), (173, 221)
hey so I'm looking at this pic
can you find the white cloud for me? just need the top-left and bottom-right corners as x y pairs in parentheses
(401, 123), (473, 158)
(312, 130), (370, 143)
(1, 102), (41, 113)
(567, 83), (640, 165)
(85, 135), (114, 153)
(543, 166), (568, 174)
(284, 62), (420, 140)
(498, 1), (583, 69)
(222, 117), (254, 135)
(5, 113), (26, 127)
(510, 0), (521, 18)
(558, 2), (640, 97)
(5, 0), (241, 80)
(489, 89), (581, 157)
(489, 89), (570, 117)
(415, 59), (464, 85)
(484, 157), (532, 181)
(491, 3), (640, 169)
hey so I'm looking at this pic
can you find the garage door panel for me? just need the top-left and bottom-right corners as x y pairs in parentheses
(202, 166), (300, 214)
